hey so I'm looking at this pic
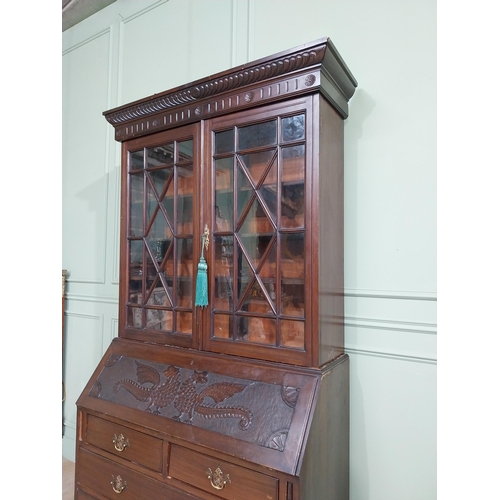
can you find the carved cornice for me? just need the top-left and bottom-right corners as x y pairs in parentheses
(104, 37), (357, 141)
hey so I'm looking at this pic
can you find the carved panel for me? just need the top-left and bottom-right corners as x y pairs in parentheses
(104, 45), (326, 126)
(112, 72), (321, 141)
(90, 355), (301, 451)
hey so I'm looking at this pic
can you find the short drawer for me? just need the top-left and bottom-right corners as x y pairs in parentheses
(169, 444), (278, 500)
(78, 447), (167, 499)
(85, 414), (163, 472)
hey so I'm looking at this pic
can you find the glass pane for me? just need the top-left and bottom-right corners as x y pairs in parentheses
(281, 285), (305, 317)
(161, 175), (175, 229)
(164, 240), (175, 278)
(177, 164), (193, 196)
(238, 120), (277, 150)
(237, 160), (253, 222)
(146, 308), (172, 331)
(282, 145), (305, 185)
(129, 150), (144, 170)
(177, 139), (193, 163)
(281, 114), (305, 142)
(177, 238), (193, 274)
(129, 240), (143, 301)
(145, 250), (160, 303)
(259, 158), (278, 224)
(146, 144), (174, 168)
(128, 306), (142, 328)
(177, 168), (193, 233)
(240, 198), (274, 235)
(257, 238), (277, 309)
(281, 183), (304, 229)
(213, 313), (232, 338)
(214, 234), (233, 310)
(215, 129), (234, 154)
(177, 278), (192, 309)
(146, 282), (171, 307)
(129, 173), (143, 237)
(146, 209), (170, 252)
(281, 233), (305, 279)
(176, 311), (192, 334)
(215, 158), (234, 230)
(149, 168), (171, 200)
(246, 305), (276, 345)
(236, 247), (253, 303)
(240, 150), (275, 186)
(281, 232), (305, 318)
(280, 319), (304, 349)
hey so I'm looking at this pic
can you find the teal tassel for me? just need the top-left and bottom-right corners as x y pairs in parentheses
(195, 256), (208, 307)
(195, 225), (209, 307)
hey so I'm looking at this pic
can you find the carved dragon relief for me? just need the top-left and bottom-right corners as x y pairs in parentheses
(113, 361), (253, 430)
(91, 356), (304, 450)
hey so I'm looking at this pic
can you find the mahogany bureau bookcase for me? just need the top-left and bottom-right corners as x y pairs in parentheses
(74, 37), (357, 500)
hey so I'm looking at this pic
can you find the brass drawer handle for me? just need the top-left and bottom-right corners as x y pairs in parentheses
(110, 475), (127, 494)
(207, 464), (231, 490)
(112, 433), (130, 452)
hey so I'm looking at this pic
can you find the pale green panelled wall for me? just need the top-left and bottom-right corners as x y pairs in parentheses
(62, 1), (437, 498)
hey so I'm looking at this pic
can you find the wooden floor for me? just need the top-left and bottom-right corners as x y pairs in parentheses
(63, 457), (75, 500)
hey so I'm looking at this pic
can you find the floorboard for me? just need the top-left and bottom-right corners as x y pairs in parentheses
(62, 457), (75, 500)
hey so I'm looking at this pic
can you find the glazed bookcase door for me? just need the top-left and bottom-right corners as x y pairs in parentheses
(205, 99), (312, 365)
(121, 123), (201, 348)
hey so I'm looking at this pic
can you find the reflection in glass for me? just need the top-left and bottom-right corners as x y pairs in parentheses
(146, 144), (174, 168)
(281, 114), (305, 142)
(215, 158), (233, 229)
(240, 198), (274, 235)
(236, 247), (252, 303)
(146, 308), (172, 331)
(240, 150), (275, 186)
(177, 139), (193, 162)
(280, 319), (304, 349)
(213, 313), (232, 338)
(162, 175), (175, 228)
(214, 232), (233, 310)
(246, 308), (276, 345)
(237, 160), (253, 222)
(280, 233), (305, 278)
(281, 145), (305, 229)
(129, 174), (143, 237)
(238, 120), (277, 150)
(177, 166), (194, 232)
(176, 311), (192, 334)
(146, 211), (170, 257)
(129, 150), (144, 170)
(150, 168), (171, 200)
(258, 158), (278, 221)
(215, 129), (234, 155)
(128, 306), (142, 329)
(128, 240), (143, 301)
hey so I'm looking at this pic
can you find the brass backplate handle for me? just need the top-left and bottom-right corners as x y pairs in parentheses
(207, 464), (231, 490)
(111, 475), (127, 493)
(112, 433), (130, 452)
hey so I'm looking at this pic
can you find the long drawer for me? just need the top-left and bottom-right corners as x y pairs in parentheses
(85, 414), (163, 472)
(169, 444), (278, 500)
